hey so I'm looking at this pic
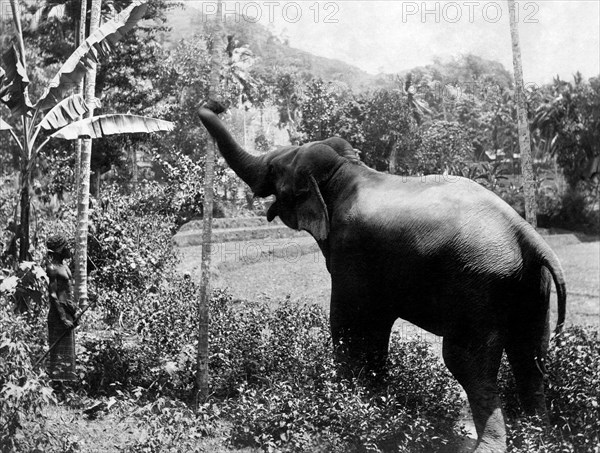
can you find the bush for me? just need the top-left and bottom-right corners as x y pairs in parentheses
(134, 286), (332, 399)
(77, 333), (158, 397)
(128, 397), (217, 453)
(553, 184), (600, 234)
(209, 297), (332, 398)
(499, 326), (600, 452)
(79, 287), (466, 452)
(412, 121), (474, 175)
(133, 286), (332, 399)
(226, 335), (464, 453)
(88, 183), (179, 323)
(0, 302), (55, 451)
(80, 280), (221, 399)
(213, 300), (463, 453)
(0, 261), (48, 315)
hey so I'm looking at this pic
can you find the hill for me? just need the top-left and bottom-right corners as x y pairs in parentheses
(160, 4), (390, 91)
(160, 4), (514, 93)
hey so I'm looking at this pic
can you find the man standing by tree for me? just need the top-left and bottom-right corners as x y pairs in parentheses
(46, 234), (77, 390)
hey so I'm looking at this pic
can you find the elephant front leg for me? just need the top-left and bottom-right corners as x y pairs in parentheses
(330, 303), (393, 386)
(443, 334), (506, 453)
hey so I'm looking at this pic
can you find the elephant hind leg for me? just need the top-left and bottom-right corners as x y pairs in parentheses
(505, 304), (550, 418)
(505, 340), (548, 421)
(505, 271), (551, 419)
(443, 333), (506, 453)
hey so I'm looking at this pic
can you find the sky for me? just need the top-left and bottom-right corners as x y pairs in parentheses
(188, 0), (600, 84)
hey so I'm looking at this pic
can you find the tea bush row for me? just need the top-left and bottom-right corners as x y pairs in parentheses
(80, 285), (599, 452)
(499, 326), (600, 452)
(78, 284), (466, 452)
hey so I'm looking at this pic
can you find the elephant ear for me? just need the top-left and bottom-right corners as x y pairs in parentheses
(296, 175), (329, 241)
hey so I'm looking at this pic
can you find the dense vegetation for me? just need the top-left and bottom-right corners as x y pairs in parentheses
(1, 2), (599, 452)
(1, 219), (599, 451)
(2, 4), (598, 233)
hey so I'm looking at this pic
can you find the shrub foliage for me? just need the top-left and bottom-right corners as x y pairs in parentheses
(499, 326), (600, 452)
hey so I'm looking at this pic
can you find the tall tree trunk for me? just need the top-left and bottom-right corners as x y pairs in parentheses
(388, 143), (398, 174)
(10, 0), (31, 262)
(18, 167), (30, 262)
(508, 0), (537, 226)
(131, 141), (138, 186)
(76, 0), (102, 308)
(73, 0), (87, 300)
(196, 0), (223, 407)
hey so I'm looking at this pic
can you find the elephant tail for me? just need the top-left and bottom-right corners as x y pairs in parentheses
(521, 225), (567, 334)
(540, 245), (567, 334)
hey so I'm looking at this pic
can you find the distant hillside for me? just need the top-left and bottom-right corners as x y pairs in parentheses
(403, 54), (514, 88)
(160, 4), (390, 91)
(160, 4), (513, 92)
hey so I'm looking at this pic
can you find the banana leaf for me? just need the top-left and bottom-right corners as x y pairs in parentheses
(0, 45), (33, 117)
(0, 118), (12, 130)
(35, 1), (148, 111)
(39, 94), (90, 131)
(0, 66), (5, 97)
(51, 114), (174, 140)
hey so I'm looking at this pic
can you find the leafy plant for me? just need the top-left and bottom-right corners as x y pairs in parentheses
(412, 121), (474, 175)
(0, 303), (55, 451)
(129, 397), (217, 453)
(77, 332), (157, 396)
(87, 183), (179, 321)
(499, 326), (600, 452)
(225, 334), (464, 453)
(0, 260), (47, 314)
(532, 74), (600, 188)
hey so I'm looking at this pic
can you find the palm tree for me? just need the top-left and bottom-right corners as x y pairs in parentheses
(508, 0), (537, 226)
(73, 0), (88, 301)
(76, 0), (102, 308)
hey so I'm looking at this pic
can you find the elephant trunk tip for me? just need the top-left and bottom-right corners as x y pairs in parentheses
(197, 101), (269, 195)
(200, 99), (229, 116)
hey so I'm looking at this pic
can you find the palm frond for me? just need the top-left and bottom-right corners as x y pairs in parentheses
(0, 45), (34, 116)
(39, 94), (90, 130)
(35, 1), (148, 111)
(51, 114), (174, 140)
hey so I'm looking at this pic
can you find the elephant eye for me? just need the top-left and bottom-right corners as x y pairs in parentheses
(294, 189), (310, 202)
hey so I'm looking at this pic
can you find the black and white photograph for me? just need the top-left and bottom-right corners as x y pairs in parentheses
(1, 1), (598, 451)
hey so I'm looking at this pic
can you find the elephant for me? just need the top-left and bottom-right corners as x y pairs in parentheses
(198, 101), (566, 453)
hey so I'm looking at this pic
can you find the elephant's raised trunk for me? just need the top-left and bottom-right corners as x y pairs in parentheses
(198, 105), (269, 195)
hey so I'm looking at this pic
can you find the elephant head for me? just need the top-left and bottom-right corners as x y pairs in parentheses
(198, 102), (360, 241)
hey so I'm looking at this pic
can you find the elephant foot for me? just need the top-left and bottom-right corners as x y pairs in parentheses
(446, 430), (505, 453)
(472, 406), (507, 453)
(473, 439), (506, 453)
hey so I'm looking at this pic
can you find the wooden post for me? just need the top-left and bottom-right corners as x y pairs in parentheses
(508, 0), (537, 226)
(196, 0), (223, 407)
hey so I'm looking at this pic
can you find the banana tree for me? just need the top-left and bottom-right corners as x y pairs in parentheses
(0, 0), (173, 262)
